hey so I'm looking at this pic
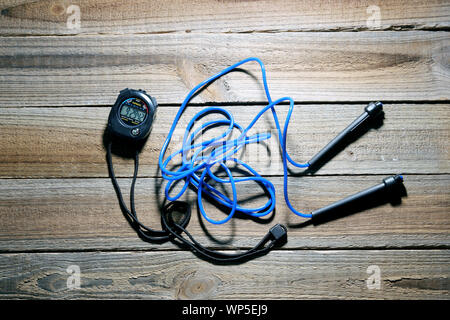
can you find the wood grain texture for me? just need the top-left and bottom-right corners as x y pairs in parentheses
(0, 103), (448, 178)
(0, 31), (448, 106)
(0, 0), (449, 35)
(0, 0), (448, 301)
(0, 250), (448, 299)
(0, 175), (448, 252)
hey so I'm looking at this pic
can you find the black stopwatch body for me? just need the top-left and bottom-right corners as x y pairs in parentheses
(108, 88), (157, 142)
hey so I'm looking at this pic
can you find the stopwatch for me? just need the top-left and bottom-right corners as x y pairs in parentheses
(107, 88), (157, 141)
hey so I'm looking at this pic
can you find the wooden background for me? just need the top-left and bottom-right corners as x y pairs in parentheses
(0, 0), (449, 299)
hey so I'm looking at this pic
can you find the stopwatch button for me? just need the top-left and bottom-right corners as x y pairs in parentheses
(131, 128), (140, 136)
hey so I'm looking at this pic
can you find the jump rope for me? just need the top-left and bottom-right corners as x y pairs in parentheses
(106, 57), (405, 263)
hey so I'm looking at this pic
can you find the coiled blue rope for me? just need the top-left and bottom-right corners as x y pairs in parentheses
(158, 57), (312, 224)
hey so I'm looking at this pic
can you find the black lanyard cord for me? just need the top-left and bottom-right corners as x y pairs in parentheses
(161, 201), (287, 264)
(106, 141), (190, 242)
(107, 141), (286, 262)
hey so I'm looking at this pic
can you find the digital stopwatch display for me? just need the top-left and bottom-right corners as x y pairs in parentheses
(118, 97), (148, 126)
(108, 88), (157, 141)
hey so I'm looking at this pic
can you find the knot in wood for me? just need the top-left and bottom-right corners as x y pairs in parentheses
(176, 270), (220, 299)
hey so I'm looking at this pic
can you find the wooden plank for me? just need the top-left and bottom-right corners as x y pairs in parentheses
(0, 250), (448, 299)
(0, 175), (448, 252)
(0, 0), (449, 35)
(0, 104), (448, 178)
(0, 32), (448, 106)
(0, 0), (447, 303)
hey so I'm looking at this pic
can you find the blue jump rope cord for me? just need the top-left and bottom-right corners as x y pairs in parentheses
(158, 57), (312, 224)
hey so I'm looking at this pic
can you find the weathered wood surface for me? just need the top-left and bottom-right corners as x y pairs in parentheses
(0, 250), (448, 299)
(0, 0), (449, 35)
(0, 175), (448, 252)
(0, 0), (448, 300)
(0, 32), (448, 106)
(0, 103), (448, 178)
